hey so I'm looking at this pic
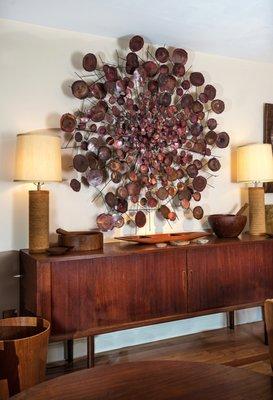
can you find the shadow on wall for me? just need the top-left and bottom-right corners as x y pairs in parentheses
(12, 186), (28, 250)
(0, 251), (19, 317)
(0, 134), (16, 182)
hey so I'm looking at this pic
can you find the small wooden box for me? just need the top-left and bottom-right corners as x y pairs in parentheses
(57, 230), (103, 252)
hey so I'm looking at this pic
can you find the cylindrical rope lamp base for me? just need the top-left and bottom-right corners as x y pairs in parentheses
(248, 187), (266, 236)
(29, 190), (49, 253)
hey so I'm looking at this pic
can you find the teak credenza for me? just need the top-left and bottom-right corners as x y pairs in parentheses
(20, 234), (273, 367)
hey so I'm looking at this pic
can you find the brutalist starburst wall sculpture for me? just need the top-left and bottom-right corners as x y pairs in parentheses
(61, 35), (229, 231)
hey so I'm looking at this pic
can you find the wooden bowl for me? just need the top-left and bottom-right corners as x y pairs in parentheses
(208, 214), (247, 238)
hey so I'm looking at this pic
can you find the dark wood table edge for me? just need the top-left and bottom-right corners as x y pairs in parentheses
(11, 360), (273, 399)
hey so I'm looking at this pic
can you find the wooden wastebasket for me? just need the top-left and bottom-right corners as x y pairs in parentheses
(0, 317), (50, 399)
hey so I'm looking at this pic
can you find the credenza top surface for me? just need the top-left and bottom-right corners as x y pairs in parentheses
(20, 233), (273, 264)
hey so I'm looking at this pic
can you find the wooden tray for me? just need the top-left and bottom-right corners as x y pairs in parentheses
(115, 231), (211, 244)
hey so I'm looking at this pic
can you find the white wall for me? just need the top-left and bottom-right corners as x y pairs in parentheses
(1, 18), (272, 361)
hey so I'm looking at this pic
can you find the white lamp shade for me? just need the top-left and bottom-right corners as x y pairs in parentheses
(237, 143), (273, 183)
(14, 129), (62, 182)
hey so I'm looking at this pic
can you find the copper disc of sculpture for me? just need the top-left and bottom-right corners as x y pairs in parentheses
(61, 35), (229, 231)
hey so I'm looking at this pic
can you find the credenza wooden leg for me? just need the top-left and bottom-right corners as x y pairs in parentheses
(87, 335), (95, 368)
(262, 306), (268, 345)
(228, 311), (235, 330)
(66, 339), (74, 363)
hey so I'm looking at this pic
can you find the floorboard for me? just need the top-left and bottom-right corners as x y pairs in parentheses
(46, 321), (272, 379)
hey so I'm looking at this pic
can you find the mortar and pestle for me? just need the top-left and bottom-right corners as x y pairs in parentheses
(208, 204), (248, 238)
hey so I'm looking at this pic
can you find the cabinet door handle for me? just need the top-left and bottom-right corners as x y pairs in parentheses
(182, 270), (187, 292)
(188, 269), (193, 288)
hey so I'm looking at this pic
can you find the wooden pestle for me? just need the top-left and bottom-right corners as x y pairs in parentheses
(236, 203), (249, 216)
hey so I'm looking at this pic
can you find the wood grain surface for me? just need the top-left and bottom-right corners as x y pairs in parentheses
(20, 234), (273, 368)
(45, 321), (271, 380)
(264, 299), (273, 371)
(12, 360), (273, 399)
(187, 242), (273, 312)
(0, 317), (50, 398)
(20, 233), (272, 263)
(116, 231), (210, 244)
(50, 250), (187, 336)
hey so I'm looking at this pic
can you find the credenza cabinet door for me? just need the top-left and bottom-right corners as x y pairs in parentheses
(187, 243), (273, 313)
(51, 250), (187, 335)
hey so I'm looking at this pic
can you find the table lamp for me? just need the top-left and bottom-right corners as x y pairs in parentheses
(237, 143), (273, 235)
(14, 129), (62, 253)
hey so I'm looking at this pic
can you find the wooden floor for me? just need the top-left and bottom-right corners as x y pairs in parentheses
(46, 321), (272, 379)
